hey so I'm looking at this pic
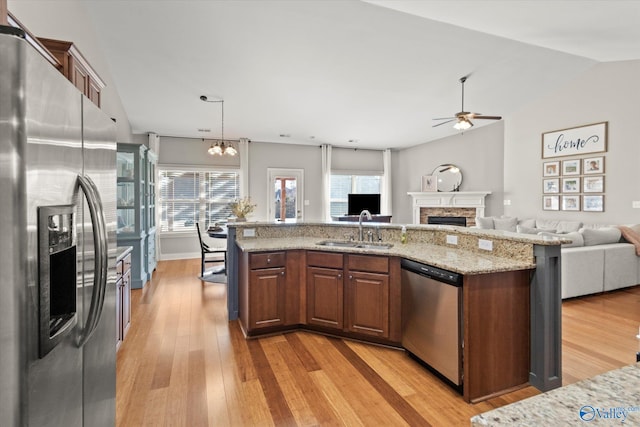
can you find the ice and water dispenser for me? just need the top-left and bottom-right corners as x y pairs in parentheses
(37, 205), (77, 357)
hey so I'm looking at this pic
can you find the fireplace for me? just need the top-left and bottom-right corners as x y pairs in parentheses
(408, 191), (491, 226)
(427, 216), (467, 227)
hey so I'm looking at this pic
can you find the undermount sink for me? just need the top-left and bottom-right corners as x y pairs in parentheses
(315, 240), (393, 250)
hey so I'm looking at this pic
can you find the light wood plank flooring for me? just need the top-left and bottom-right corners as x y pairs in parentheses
(116, 259), (640, 426)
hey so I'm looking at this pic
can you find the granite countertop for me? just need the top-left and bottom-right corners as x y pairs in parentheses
(116, 245), (133, 261)
(235, 236), (536, 275)
(471, 363), (640, 426)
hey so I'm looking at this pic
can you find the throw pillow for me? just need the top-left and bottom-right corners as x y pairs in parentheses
(618, 225), (640, 256)
(517, 218), (536, 228)
(580, 227), (622, 246)
(537, 231), (584, 247)
(476, 217), (495, 229)
(517, 225), (555, 234)
(494, 217), (518, 232)
(556, 221), (583, 233)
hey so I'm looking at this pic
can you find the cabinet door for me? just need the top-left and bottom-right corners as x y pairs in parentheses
(306, 266), (343, 330)
(115, 276), (122, 348)
(122, 267), (132, 341)
(346, 270), (389, 338)
(249, 267), (286, 329)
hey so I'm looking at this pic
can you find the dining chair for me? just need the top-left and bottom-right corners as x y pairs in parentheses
(195, 223), (227, 277)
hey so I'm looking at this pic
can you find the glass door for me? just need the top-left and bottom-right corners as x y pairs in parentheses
(267, 168), (304, 222)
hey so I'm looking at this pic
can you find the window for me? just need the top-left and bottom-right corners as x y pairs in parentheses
(158, 168), (239, 232)
(330, 174), (381, 216)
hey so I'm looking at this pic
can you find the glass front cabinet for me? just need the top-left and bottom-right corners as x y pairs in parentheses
(117, 143), (157, 288)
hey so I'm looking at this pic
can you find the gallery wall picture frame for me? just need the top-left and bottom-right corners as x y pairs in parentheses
(562, 177), (580, 193)
(562, 159), (580, 176)
(543, 195), (559, 211)
(421, 175), (437, 192)
(543, 178), (560, 194)
(542, 121), (607, 158)
(562, 195), (580, 211)
(583, 156), (605, 174)
(543, 161), (560, 177)
(583, 175), (604, 193)
(583, 195), (604, 212)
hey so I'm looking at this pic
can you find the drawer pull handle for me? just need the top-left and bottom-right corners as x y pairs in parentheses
(267, 258), (271, 263)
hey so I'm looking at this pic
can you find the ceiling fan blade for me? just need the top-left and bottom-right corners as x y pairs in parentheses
(432, 119), (456, 127)
(432, 117), (456, 121)
(473, 115), (502, 120)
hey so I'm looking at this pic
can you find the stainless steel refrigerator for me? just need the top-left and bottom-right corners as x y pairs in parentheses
(0, 25), (117, 426)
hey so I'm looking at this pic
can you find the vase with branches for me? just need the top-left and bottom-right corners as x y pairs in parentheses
(229, 197), (256, 221)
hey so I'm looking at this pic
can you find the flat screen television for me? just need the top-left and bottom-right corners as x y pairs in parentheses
(347, 193), (381, 215)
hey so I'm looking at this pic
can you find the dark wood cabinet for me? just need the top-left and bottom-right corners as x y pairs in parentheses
(239, 250), (300, 334)
(345, 254), (391, 339)
(36, 37), (105, 107)
(306, 251), (344, 329)
(116, 252), (132, 350)
(248, 266), (286, 329)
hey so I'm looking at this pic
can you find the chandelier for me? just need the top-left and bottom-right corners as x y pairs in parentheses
(200, 96), (237, 156)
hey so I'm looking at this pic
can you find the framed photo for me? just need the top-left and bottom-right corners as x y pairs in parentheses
(583, 195), (604, 212)
(543, 195), (559, 211)
(421, 175), (437, 192)
(583, 156), (605, 174)
(583, 175), (604, 193)
(562, 159), (580, 175)
(562, 177), (580, 193)
(562, 195), (580, 211)
(542, 121), (607, 158)
(543, 161), (560, 177)
(543, 178), (559, 194)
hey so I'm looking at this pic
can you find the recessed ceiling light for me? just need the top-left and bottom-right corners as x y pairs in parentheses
(348, 139), (359, 143)
(198, 128), (211, 132)
(279, 133), (291, 138)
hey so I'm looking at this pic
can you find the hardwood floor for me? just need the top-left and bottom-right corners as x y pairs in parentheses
(116, 259), (640, 426)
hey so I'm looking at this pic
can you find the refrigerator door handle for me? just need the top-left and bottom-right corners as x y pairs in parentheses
(76, 174), (109, 348)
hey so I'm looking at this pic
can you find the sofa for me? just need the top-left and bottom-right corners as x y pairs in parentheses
(475, 217), (640, 299)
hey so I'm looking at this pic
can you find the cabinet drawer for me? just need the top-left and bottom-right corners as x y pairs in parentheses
(307, 251), (343, 269)
(347, 254), (389, 273)
(122, 253), (132, 273)
(116, 259), (124, 280)
(250, 251), (286, 269)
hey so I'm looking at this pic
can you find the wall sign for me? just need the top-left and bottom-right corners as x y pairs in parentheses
(542, 122), (607, 158)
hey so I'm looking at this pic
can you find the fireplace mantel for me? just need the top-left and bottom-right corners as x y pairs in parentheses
(407, 191), (491, 225)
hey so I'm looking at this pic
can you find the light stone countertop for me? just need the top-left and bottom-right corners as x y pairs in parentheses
(471, 363), (640, 426)
(116, 245), (133, 262)
(234, 236), (536, 275)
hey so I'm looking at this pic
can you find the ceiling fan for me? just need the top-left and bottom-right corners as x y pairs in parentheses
(433, 76), (502, 130)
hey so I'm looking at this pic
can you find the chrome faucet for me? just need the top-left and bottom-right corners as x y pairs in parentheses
(358, 209), (372, 241)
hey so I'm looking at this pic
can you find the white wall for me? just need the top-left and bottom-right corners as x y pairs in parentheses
(8, 0), (135, 143)
(504, 60), (640, 225)
(248, 141), (323, 222)
(392, 122), (505, 224)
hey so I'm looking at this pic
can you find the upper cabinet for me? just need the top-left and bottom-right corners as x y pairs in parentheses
(117, 144), (157, 289)
(37, 37), (105, 107)
(1, 0), (8, 25)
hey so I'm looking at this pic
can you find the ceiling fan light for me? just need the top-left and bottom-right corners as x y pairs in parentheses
(453, 118), (472, 130)
(225, 144), (238, 156)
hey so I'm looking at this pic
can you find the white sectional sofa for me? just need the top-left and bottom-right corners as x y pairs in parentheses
(475, 217), (640, 299)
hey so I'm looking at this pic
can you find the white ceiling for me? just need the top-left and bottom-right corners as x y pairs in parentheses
(81, 0), (640, 150)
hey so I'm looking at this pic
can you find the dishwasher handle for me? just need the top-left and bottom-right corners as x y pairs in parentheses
(401, 259), (462, 286)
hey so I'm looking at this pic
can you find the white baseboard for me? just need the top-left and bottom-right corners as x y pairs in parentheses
(159, 252), (200, 261)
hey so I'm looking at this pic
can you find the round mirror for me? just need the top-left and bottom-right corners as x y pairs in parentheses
(432, 164), (462, 192)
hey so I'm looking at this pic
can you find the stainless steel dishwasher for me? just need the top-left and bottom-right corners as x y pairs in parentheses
(401, 259), (463, 387)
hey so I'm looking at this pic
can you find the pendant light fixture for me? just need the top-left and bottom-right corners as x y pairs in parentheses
(200, 95), (237, 156)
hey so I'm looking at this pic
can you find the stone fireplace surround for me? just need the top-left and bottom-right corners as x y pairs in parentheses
(407, 191), (491, 226)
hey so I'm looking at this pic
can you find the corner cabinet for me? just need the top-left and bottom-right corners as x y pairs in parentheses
(117, 143), (157, 289)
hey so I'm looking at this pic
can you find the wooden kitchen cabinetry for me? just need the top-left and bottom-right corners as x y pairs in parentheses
(306, 251), (344, 330)
(37, 37), (105, 107)
(116, 250), (132, 350)
(239, 250), (301, 334)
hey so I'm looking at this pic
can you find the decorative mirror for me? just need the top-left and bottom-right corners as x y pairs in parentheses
(432, 164), (462, 192)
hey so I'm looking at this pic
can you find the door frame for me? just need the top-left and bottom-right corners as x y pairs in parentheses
(267, 168), (304, 221)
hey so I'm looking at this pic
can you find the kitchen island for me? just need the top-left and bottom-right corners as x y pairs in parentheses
(224, 222), (564, 402)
